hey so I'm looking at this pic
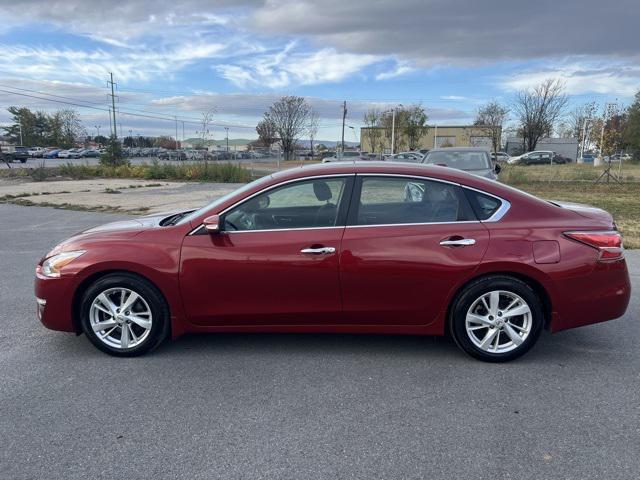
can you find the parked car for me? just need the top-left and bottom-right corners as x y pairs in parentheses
(422, 147), (500, 179)
(34, 162), (630, 361)
(28, 147), (46, 158)
(43, 148), (60, 159)
(491, 152), (510, 162)
(1, 145), (29, 163)
(508, 151), (568, 165)
(322, 151), (370, 163)
(389, 152), (423, 163)
(80, 149), (100, 158)
(59, 149), (82, 159)
(579, 153), (596, 163)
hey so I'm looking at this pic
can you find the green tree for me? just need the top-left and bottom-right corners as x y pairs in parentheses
(402, 105), (428, 151)
(624, 91), (640, 159)
(99, 136), (128, 166)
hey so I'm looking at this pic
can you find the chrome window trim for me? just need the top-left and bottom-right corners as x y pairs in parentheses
(188, 174), (354, 235)
(188, 172), (511, 235)
(346, 220), (480, 229)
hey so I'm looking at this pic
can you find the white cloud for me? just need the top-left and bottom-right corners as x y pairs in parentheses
(0, 42), (230, 83)
(375, 61), (415, 81)
(217, 45), (380, 88)
(500, 60), (640, 97)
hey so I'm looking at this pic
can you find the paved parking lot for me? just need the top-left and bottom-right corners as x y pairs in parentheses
(1, 203), (638, 480)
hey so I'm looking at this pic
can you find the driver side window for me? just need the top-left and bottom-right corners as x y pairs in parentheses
(223, 177), (348, 231)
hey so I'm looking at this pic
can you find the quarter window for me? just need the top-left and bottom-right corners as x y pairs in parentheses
(223, 177), (348, 231)
(464, 189), (502, 220)
(354, 177), (472, 225)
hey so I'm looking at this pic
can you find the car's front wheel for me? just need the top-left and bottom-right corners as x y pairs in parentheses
(79, 273), (169, 356)
(449, 275), (544, 362)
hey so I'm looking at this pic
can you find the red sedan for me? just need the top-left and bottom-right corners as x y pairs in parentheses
(34, 163), (631, 361)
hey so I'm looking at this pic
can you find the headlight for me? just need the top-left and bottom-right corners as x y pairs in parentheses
(41, 250), (85, 278)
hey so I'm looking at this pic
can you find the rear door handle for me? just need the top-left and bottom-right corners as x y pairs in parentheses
(439, 238), (476, 247)
(300, 247), (336, 254)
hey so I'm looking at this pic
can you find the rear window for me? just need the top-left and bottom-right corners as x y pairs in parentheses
(464, 189), (502, 220)
(423, 150), (491, 170)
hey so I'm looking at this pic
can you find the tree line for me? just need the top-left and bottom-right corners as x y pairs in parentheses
(2, 106), (86, 149)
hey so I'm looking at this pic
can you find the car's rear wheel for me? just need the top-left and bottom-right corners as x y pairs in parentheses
(449, 275), (544, 362)
(79, 273), (169, 357)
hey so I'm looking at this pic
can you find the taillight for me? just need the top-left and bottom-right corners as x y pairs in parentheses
(564, 231), (624, 261)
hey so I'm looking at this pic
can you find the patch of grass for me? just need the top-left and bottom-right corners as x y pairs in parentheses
(9, 198), (150, 215)
(503, 181), (640, 249)
(55, 160), (252, 183)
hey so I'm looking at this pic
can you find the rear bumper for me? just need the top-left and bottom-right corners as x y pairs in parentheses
(553, 258), (631, 332)
(34, 272), (77, 333)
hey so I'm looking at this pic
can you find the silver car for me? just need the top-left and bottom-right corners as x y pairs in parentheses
(422, 147), (501, 180)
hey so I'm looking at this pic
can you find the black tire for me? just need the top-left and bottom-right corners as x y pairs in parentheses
(449, 275), (544, 362)
(79, 273), (170, 357)
(19, 158), (27, 163)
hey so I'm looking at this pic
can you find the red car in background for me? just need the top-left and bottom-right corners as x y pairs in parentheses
(35, 163), (630, 362)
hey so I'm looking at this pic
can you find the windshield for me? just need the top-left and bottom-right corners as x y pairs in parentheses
(177, 175), (272, 226)
(423, 150), (491, 170)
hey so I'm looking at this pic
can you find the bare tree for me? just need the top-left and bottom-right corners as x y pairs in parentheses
(199, 108), (216, 147)
(256, 115), (278, 150)
(266, 96), (312, 160)
(307, 110), (319, 158)
(474, 101), (509, 158)
(363, 109), (381, 153)
(512, 79), (568, 152)
(54, 109), (86, 148)
(567, 102), (598, 153)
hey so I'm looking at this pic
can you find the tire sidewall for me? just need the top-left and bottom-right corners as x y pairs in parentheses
(79, 274), (169, 357)
(450, 276), (544, 362)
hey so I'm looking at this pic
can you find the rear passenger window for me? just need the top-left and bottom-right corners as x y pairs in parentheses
(464, 189), (502, 220)
(355, 177), (472, 225)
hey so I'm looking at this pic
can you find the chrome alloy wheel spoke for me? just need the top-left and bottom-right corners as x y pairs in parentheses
(89, 287), (153, 349)
(465, 290), (532, 354)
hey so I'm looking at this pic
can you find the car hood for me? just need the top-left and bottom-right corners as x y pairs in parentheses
(46, 211), (180, 256)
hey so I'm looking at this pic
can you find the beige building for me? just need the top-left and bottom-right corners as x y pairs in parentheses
(360, 125), (501, 153)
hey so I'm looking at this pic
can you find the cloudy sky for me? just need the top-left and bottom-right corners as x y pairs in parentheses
(0, 0), (638, 140)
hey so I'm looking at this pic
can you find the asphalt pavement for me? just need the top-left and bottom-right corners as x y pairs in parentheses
(1, 203), (639, 480)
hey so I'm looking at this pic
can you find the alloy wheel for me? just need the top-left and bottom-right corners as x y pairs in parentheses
(89, 288), (153, 349)
(465, 290), (532, 354)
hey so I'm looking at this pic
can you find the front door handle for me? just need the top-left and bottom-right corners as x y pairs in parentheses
(439, 238), (476, 247)
(300, 247), (336, 254)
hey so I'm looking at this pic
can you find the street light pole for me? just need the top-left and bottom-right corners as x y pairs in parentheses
(391, 108), (396, 154)
(225, 127), (229, 152)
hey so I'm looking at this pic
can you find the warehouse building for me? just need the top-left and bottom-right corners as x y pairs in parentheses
(360, 125), (500, 153)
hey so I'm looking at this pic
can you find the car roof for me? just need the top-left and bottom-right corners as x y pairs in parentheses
(426, 147), (490, 153)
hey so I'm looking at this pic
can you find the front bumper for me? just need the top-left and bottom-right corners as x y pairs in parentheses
(34, 270), (77, 332)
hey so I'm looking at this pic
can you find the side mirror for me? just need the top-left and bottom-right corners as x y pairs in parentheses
(203, 214), (221, 233)
(494, 163), (502, 174)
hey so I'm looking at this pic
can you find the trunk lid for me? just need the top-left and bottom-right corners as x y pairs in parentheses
(549, 200), (615, 227)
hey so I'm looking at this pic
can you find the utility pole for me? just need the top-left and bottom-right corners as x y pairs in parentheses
(433, 124), (438, 148)
(225, 127), (229, 152)
(107, 72), (118, 139)
(341, 101), (347, 155)
(18, 120), (23, 146)
(174, 116), (179, 149)
(108, 108), (113, 137)
(391, 108), (396, 154)
(182, 121), (185, 143)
